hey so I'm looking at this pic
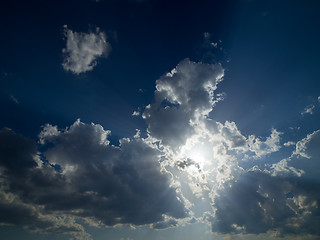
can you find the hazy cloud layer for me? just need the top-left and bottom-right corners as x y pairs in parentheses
(62, 25), (111, 74)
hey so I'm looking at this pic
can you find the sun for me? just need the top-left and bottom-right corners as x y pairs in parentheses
(177, 137), (213, 176)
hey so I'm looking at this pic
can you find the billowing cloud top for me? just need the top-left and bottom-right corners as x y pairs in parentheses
(62, 25), (111, 74)
(143, 59), (224, 148)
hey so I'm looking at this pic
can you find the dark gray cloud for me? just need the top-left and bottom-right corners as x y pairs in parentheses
(0, 128), (38, 175)
(0, 121), (187, 238)
(0, 128), (90, 239)
(211, 170), (320, 236)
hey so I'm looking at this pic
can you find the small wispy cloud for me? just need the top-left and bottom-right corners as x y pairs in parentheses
(132, 110), (140, 116)
(301, 104), (315, 115)
(284, 141), (295, 147)
(10, 95), (19, 104)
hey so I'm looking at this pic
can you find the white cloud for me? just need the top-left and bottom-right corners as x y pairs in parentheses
(284, 141), (295, 147)
(62, 25), (111, 74)
(247, 129), (282, 158)
(2, 56), (320, 239)
(271, 129), (320, 180)
(294, 129), (320, 159)
(132, 110), (140, 116)
(38, 123), (60, 144)
(143, 58), (224, 148)
(301, 104), (315, 115)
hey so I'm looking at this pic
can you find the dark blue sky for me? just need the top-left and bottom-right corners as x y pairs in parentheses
(1, 1), (320, 240)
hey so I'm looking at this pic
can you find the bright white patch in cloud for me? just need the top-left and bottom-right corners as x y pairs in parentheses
(62, 25), (111, 74)
(301, 104), (315, 115)
(211, 42), (218, 48)
(284, 141), (295, 147)
(38, 123), (60, 144)
(247, 129), (282, 158)
(132, 110), (140, 116)
(133, 129), (141, 138)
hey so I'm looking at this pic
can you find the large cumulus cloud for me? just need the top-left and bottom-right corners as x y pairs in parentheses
(0, 121), (187, 239)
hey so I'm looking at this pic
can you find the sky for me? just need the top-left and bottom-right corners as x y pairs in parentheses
(1, 0), (320, 240)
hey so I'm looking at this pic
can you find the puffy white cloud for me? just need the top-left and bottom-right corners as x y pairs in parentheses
(247, 129), (282, 158)
(62, 25), (111, 74)
(38, 123), (60, 144)
(143, 58), (224, 148)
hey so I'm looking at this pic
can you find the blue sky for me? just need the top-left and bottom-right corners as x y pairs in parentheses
(1, 0), (320, 240)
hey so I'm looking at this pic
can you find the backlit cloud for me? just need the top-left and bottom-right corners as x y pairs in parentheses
(0, 121), (187, 239)
(1, 58), (319, 240)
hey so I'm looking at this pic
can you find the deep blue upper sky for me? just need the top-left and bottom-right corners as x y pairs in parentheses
(1, 0), (319, 140)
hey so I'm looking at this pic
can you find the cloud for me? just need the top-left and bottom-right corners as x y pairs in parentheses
(152, 219), (178, 229)
(142, 58), (224, 148)
(0, 128), (91, 239)
(62, 25), (111, 74)
(271, 129), (320, 181)
(2, 56), (319, 240)
(0, 121), (187, 239)
(284, 141), (295, 147)
(247, 128), (282, 158)
(211, 170), (320, 236)
(301, 104), (315, 115)
(132, 110), (140, 116)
